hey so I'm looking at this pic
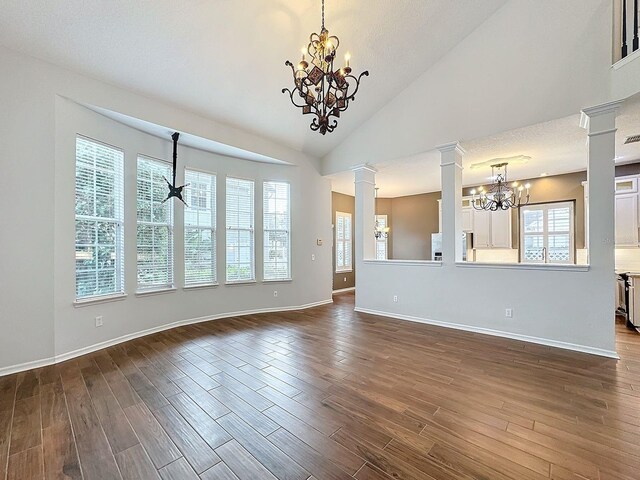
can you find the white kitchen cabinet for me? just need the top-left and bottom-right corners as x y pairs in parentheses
(490, 209), (512, 248)
(461, 198), (473, 232)
(615, 193), (639, 246)
(472, 208), (511, 248)
(473, 209), (491, 247)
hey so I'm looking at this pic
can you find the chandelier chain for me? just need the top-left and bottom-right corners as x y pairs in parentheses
(322, 0), (325, 29)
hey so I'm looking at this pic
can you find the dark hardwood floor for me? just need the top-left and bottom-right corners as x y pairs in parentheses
(1, 292), (640, 479)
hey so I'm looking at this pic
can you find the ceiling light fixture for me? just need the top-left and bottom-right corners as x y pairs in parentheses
(282, 0), (369, 135)
(470, 163), (531, 211)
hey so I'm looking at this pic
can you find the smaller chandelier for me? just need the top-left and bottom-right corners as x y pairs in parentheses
(471, 163), (531, 211)
(374, 221), (390, 239)
(282, 0), (368, 135)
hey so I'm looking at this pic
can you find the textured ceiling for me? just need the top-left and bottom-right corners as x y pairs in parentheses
(0, 0), (506, 158)
(328, 96), (640, 197)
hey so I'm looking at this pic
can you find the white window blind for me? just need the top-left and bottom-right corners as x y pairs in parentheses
(375, 215), (388, 260)
(263, 181), (291, 281)
(75, 136), (124, 299)
(520, 201), (575, 264)
(226, 177), (255, 283)
(335, 211), (352, 272)
(137, 156), (174, 290)
(184, 170), (217, 285)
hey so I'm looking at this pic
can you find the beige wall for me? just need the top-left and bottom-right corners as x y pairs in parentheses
(390, 192), (441, 260)
(332, 192), (355, 290)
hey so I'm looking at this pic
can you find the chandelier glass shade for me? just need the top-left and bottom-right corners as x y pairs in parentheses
(471, 163), (531, 211)
(282, 0), (368, 135)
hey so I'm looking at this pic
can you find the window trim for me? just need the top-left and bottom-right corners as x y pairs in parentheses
(225, 176), (256, 283)
(136, 154), (175, 292)
(375, 214), (388, 261)
(263, 180), (292, 282)
(74, 135), (125, 301)
(335, 211), (353, 273)
(519, 200), (576, 265)
(184, 168), (217, 287)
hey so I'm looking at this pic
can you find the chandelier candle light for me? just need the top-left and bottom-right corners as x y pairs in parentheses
(470, 163), (531, 211)
(282, 0), (369, 135)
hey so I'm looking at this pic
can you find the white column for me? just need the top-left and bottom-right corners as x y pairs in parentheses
(352, 164), (377, 264)
(437, 142), (465, 264)
(580, 100), (623, 269)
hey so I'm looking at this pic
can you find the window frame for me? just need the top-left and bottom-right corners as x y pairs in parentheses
(136, 154), (175, 292)
(375, 214), (388, 260)
(335, 211), (353, 273)
(184, 167), (217, 287)
(74, 135), (125, 301)
(263, 180), (291, 282)
(520, 200), (575, 265)
(225, 176), (256, 284)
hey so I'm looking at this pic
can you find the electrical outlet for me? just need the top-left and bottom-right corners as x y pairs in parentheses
(505, 308), (513, 318)
(311, 254), (316, 261)
(316, 238), (323, 246)
(95, 316), (103, 327)
(344, 277), (347, 282)
(273, 290), (278, 297)
(393, 295), (398, 303)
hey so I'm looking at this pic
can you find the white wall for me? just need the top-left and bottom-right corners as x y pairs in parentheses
(322, 0), (617, 175)
(356, 261), (615, 357)
(0, 47), (332, 373)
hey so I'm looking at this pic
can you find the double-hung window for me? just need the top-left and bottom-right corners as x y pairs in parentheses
(184, 169), (217, 286)
(226, 177), (255, 283)
(75, 136), (124, 299)
(136, 156), (174, 290)
(335, 211), (352, 272)
(520, 201), (575, 264)
(263, 181), (291, 281)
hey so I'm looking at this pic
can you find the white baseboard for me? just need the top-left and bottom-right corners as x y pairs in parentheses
(332, 287), (355, 294)
(0, 299), (333, 377)
(354, 307), (619, 359)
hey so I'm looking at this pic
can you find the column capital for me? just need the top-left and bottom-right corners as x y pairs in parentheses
(580, 99), (625, 133)
(436, 141), (466, 156)
(350, 163), (378, 174)
(351, 163), (377, 184)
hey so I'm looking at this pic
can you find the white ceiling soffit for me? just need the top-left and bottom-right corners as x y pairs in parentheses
(329, 95), (640, 197)
(0, 0), (507, 158)
(86, 104), (292, 165)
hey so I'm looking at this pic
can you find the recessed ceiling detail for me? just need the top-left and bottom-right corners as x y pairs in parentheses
(469, 155), (531, 170)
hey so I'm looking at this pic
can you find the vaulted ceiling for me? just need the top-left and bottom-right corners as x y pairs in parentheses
(0, 0), (507, 158)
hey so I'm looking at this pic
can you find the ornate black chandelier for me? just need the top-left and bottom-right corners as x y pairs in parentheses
(282, 0), (368, 135)
(470, 163), (531, 211)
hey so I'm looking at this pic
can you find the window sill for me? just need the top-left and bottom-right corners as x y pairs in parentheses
(183, 283), (219, 290)
(455, 262), (590, 272)
(73, 293), (127, 308)
(225, 280), (257, 286)
(263, 278), (293, 283)
(135, 287), (177, 297)
(363, 259), (442, 267)
(336, 269), (353, 274)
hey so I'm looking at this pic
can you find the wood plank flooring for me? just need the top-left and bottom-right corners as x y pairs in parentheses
(1, 292), (640, 479)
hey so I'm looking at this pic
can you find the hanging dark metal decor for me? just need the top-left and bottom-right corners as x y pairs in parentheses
(282, 0), (369, 135)
(163, 132), (189, 205)
(470, 163), (531, 211)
